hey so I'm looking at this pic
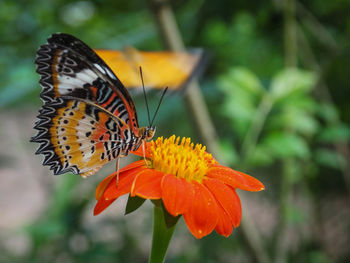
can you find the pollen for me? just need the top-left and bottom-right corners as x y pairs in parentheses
(149, 135), (216, 182)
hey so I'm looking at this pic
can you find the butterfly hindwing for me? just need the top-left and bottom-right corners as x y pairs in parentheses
(96, 48), (206, 90)
(32, 97), (141, 177)
(35, 33), (139, 134)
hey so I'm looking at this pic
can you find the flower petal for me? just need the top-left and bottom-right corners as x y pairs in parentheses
(94, 162), (148, 215)
(204, 178), (241, 229)
(131, 169), (163, 199)
(207, 166), (265, 191)
(183, 181), (218, 239)
(119, 160), (147, 173)
(130, 142), (151, 158)
(161, 174), (194, 216)
(94, 198), (115, 215)
(104, 166), (147, 200)
(215, 209), (234, 237)
(95, 173), (115, 200)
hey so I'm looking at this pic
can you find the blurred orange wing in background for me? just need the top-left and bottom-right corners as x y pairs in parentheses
(95, 48), (205, 90)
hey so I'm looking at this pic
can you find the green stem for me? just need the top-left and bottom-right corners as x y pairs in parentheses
(241, 94), (274, 167)
(274, 158), (295, 263)
(284, 0), (297, 67)
(274, 1), (297, 263)
(149, 205), (176, 263)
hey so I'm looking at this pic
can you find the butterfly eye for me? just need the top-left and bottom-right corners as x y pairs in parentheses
(146, 128), (156, 140)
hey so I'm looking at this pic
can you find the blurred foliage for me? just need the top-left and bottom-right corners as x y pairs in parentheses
(219, 67), (319, 165)
(1, 0), (350, 263)
(218, 65), (350, 187)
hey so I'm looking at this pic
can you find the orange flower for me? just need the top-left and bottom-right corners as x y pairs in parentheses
(94, 135), (264, 239)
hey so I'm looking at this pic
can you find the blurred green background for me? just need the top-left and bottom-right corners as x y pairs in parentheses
(1, 0), (349, 262)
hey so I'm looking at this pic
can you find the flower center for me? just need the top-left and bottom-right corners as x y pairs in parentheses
(149, 135), (215, 182)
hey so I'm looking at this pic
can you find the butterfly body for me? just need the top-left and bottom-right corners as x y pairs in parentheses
(32, 33), (155, 177)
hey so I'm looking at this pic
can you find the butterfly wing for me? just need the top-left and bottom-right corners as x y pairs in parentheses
(35, 33), (139, 134)
(95, 48), (206, 90)
(32, 97), (140, 177)
(33, 33), (146, 176)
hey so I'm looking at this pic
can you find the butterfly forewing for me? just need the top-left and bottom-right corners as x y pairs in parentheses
(32, 33), (146, 177)
(35, 33), (139, 133)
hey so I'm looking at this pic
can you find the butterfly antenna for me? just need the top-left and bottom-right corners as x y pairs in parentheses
(150, 87), (168, 127)
(139, 67), (151, 126)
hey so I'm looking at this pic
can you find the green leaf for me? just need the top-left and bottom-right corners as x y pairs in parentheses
(125, 195), (146, 215)
(262, 133), (310, 159)
(219, 68), (264, 137)
(219, 139), (239, 165)
(317, 124), (350, 143)
(275, 93), (318, 112)
(162, 203), (180, 229)
(317, 103), (339, 122)
(314, 148), (346, 170)
(250, 144), (274, 166)
(269, 109), (319, 136)
(221, 95), (257, 137)
(205, 20), (229, 46)
(270, 68), (316, 99)
(224, 67), (264, 95)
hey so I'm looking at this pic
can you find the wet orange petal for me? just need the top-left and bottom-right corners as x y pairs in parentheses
(94, 197), (116, 215)
(183, 181), (218, 239)
(161, 174), (195, 216)
(131, 169), (163, 199)
(130, 142), (151, 158)
(229, 188), (241, 227)
(215, 209), (234, 237)
(204, 178), (241, 228)
(119, 159), (147, 173)
(95, 173), (115, 200)
(207, 166), (265, 192)
(104, 166), (147, 200)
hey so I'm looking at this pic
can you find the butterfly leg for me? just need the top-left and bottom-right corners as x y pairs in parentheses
(115, 157), (120, 187)
(142, 140), (149, 168)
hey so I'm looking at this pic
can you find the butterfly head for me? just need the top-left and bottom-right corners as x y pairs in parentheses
(139, 126), (156, 141)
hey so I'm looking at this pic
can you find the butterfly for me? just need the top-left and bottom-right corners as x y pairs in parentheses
(31, 33), (165, 177)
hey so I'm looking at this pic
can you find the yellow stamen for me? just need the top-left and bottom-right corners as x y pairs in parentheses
(149, 135), (215, 182)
